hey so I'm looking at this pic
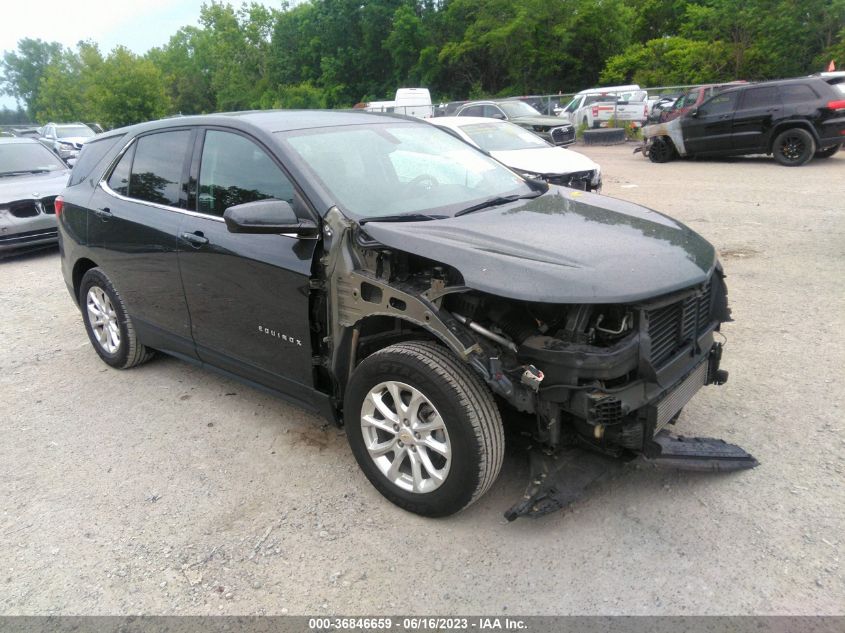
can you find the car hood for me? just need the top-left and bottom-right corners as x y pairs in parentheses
(362, 187), (715, 304)
(511, 116), (572, 129)
(0, 170), (70, 203)
(491, 147), (598, 176)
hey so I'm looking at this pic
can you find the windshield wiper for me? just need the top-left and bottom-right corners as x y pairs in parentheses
(359, 213), (447, 224)
(455, 191), (542, 217)
(0, 169), (51, 177)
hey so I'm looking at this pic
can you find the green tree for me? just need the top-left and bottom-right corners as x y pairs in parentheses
(87, 47), (170, 128)
(1, 38), (64, 117)
(34, 43), (103, 123)
(601, 36), (731, 85)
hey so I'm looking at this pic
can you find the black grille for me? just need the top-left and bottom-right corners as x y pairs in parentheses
(41, 196), (57, 214)
(548, 170), (594, 190)
(551, 126), (575, 145)
(590, 396), (624, 424)
(9, 201), (39, 218)
(646, 281), (713, 368)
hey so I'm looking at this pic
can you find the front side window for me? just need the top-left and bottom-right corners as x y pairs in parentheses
(459, 121), (549, 151)
(697, 92), (737, 116)
(127, 130), (191, 207)
(498, 101), (542, 118)
(281, 122), (529, 219)
(483, 105), (506, 119)
(198, 130), (295, 217)
(459, 105), (484, 117)
(683, 90), (701, 107)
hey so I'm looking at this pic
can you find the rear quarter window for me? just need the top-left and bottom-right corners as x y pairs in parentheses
(779, 84), (819, 103)
(68, 134), (125, 186)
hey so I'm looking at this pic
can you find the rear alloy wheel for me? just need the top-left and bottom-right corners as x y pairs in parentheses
(344, 341), (504, 517)
(773, 128), (815, 166)
(814, 143), (841, 159)
(79, 268), (154, 369)
(648, 136), (676, 163)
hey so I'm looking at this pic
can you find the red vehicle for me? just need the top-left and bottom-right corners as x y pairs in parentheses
(659, 82), (747, 122)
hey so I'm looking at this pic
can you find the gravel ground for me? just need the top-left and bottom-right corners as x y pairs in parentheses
(1, 145), (843, 616)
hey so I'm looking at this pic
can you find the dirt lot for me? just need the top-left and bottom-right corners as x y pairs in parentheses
(1, 145), (843, 616)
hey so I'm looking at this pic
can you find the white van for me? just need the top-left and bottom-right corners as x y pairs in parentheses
(393, 88), (433, 118)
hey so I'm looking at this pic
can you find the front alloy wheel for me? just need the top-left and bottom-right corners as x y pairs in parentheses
(345, 341), (504, 517)
(361, 380), (451, 494)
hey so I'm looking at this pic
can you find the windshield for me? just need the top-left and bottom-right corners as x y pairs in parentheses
(459, 121), (549, 152)
(498, 101), (542, 117)
(56, 125), (95, 139)
(0, 143), (66, 174)
(280, 122), (530, 219)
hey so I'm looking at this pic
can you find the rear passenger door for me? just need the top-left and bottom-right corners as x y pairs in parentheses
(90, 128), (196, 358)
(731, 86), (781, 152)
(176, 128), (318, 404)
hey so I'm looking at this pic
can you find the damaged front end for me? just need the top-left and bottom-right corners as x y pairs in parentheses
(317, 203), (757, 521)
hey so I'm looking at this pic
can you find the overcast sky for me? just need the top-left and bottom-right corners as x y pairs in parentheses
(1, 0), (281, 109)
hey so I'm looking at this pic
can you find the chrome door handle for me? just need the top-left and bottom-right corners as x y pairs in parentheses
(180, 231), (209, 246)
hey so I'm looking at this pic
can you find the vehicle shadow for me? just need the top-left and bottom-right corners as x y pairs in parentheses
(0, 244), (59, 263)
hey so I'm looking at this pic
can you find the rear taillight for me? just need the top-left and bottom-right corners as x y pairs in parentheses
(592, 105), (599, 117)
(644, 104), (648, 117)
(827, 99), (845, 110)
(54, 196), (64, 218)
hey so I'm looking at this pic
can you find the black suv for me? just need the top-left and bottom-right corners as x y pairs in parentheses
(642, 77), (845, 165)
(58, 111), (753, 519)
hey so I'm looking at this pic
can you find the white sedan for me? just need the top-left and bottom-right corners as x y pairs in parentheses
(430, 116), (602, 191)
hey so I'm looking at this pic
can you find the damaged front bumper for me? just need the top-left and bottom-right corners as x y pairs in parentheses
(504, 276), (758, 520)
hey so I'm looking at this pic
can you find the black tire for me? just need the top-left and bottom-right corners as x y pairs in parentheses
(648, 136), (676, 163)
(79, 268), (154, 369)
(814, 143), (841, 159)
(772, 128), (816, 166)
(344, 341), (504, 517)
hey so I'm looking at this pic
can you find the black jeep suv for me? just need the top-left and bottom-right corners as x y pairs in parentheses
(57, 111), (751, 518)
(642, 77), (845, 165)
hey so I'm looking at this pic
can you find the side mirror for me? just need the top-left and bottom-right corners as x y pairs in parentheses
(491, 112), (506, 120)
(223, 199), (318, 237)
(689, 108), (699, 118)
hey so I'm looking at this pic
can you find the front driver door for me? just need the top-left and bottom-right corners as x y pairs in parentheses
(682, 91), (739, 155)
(177, 128), (319, 406)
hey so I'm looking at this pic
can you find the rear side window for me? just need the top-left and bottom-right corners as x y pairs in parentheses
(107, 144), (134, 196)
(779, 84), (818, 103)
(739, 86), (780, 109)
(128, 130), (191, 207)
(69, 134), (124, 186)
(197, 130), (295, 217)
